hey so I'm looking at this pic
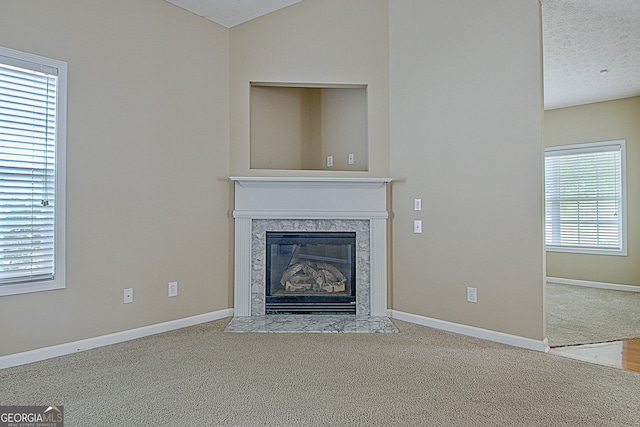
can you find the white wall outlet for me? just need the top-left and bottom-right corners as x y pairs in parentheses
(413, 220), (422, 234)
(124, 288), (133, 304)
(414, 198), (422, 211)
(168, 281), (178, 297)
(467, 287), (478, 303)
(348, 153), (355, 165)
(326, 155), (333, 167)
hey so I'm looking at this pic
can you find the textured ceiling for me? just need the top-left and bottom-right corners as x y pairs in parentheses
(164, 0), (303, 28)
(163, 0), (640, 111)
(542, 0), (640, 110)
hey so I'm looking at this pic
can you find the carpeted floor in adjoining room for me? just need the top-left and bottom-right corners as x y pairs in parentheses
(1, 318), (639, 426)
(546, 282), (640, 347)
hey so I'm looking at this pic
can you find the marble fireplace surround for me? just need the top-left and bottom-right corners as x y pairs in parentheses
(251, 219), (369, 315)
(230, 177), (392, 323)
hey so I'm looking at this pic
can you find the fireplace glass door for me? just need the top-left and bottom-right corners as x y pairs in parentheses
(266, 232), (356, 314)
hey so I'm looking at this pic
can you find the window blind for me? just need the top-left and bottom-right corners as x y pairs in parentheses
(0, 58), (58, 285)
(545, 142), (623, 252)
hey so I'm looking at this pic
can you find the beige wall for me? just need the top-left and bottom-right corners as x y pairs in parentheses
(250, 87), (310, 170)
(389, 0), (545, 340)
(229, 0), (390, 177)
(544, 97), (640, 286)
(319, 88), (368, 171)
(0, 0), (230, 356)
(0, 0), (550, 358)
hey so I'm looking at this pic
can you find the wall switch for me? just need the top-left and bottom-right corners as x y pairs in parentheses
(413, 220), (422, 234)
(326, 155), (333, 167)
(348, 153), (355, 164)
(414, 198), (422, 211)
(467, 287), (478, 303)
(168, 281), (178, 297)
(124, 288), (133, 304)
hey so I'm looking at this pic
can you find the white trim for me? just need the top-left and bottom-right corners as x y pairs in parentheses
(544, 139), (627, 256)
(369, 218), (388, 316)
(233, 210), (389, 220)
(54, 54), (68, 295)
(233, 217), (252, 316)
(390, 310), (549, 353)
(231, 176), (391, 184)
(250, 82), (368, 89)
(545, 139), (624, 156)
(231, 177), (390, 216)
(0, 46), (67, 297)
(0, 309), (234, 370)
(546, 277), (640, 292)
(545, 245), (627, 256)
(0, 281), (65, 297)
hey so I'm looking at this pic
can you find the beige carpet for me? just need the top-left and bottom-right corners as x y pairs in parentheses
(1, 318), (639, 426)
(547, 283), (640, 347)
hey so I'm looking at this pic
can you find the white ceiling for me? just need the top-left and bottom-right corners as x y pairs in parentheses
(541, 0), (640, 110)
(164, 0), (640, 111)
(164, 0), (303, 28)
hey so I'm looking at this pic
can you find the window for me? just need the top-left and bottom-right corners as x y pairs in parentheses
(545, 140), (626, 255)
(0, 46), (66, 296)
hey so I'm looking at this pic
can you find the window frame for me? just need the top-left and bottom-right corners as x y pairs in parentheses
(0, 46), (67, 296)
(544, 139), (627, 256)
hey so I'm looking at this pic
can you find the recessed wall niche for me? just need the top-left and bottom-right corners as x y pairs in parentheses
(250, 83), (368, 171)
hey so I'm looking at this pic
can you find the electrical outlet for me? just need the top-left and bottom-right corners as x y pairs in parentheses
(326, 155), (333, 167)
(348, 153), (355, 164)
(124, 288), (133, 304)
(413, 220), (422, 234)
(467, 287), (477, 303)
(168, 281), (178, 297)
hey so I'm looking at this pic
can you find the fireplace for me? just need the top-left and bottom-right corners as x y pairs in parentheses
(266, 231), (356, 314)
(230, 177), (391, 319)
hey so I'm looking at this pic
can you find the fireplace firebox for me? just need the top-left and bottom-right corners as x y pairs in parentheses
(265, 231), (356, 314)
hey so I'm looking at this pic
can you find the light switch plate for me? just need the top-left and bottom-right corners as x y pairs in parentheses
(168, 281), (178, 297)
(467, 287), (478, 303)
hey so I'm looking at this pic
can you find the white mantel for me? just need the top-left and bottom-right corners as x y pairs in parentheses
(231, 177), (391, 317)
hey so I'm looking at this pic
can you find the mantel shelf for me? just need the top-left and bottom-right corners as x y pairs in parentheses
(230, 176), (392, 183)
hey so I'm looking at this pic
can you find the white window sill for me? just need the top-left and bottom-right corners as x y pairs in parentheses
(0, 281), (65, 297)
(546, 246), (627, 257)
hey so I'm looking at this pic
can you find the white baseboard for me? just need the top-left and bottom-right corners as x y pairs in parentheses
(0, 308), (234, 370)
(390, 310), (549, 353)
(546, 277), (640, 292)
(2, 307), (551, 369)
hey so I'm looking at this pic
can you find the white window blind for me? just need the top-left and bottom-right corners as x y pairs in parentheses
(0, 48), (65, 291)
(544, 140), (626, 255)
